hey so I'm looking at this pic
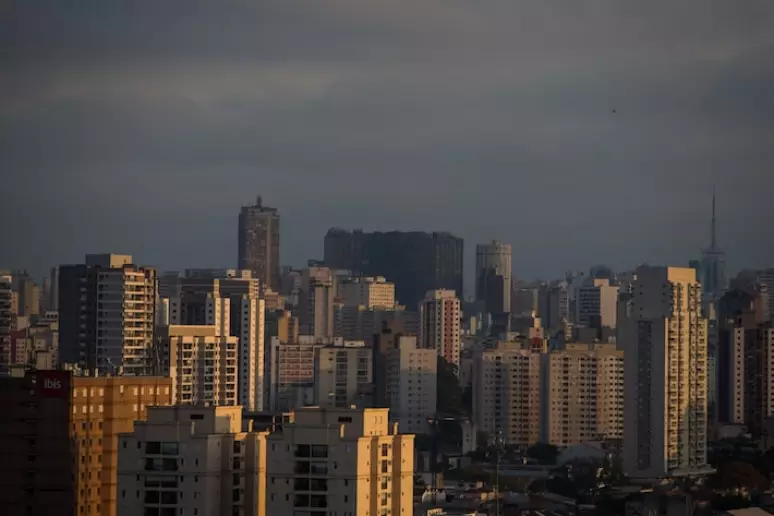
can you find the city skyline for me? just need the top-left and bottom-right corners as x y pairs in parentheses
(2, 1), (774, 280)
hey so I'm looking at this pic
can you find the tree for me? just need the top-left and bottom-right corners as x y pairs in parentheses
(436, 356), (467, 416)
(526, 443), (560, 465)
(711, 461), (769, 492)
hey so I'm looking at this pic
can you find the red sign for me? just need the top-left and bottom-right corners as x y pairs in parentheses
(36, 370), (71, 399)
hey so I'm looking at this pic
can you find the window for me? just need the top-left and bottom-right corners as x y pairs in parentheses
(293, 494), (310, 507)
(295, 445), (310, 458)
(310, 479), (328, 491)
(311, 445), (328, 458)
(310, 462), (328, 475)
(381, 444), (389, 457)
(294, 478), (309, 490)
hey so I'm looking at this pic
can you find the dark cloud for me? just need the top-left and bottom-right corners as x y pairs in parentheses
(2, 0), (773, 288)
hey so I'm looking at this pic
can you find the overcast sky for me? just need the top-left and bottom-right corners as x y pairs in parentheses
(2, 0), (773, 284)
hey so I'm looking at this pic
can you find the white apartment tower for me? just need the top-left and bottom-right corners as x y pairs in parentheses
(472, 342), (542, 446)
(157, 325), (238, 406)
(545, 342), (624, 446)
(386, 336), (438, 434)
(314, 342), (373, 408)
(265, 406), (414, 516)
(621, 266), (711, 479)
(117, 405), (268, 516)
(419, 289), (461, 368)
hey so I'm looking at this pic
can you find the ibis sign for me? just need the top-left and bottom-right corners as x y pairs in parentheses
(36, 371), (71, 398)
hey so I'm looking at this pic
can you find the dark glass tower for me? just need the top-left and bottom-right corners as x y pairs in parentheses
(324, 229), (463, 306)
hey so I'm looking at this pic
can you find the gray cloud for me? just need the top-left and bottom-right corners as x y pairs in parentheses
(2, 0), (773, 287)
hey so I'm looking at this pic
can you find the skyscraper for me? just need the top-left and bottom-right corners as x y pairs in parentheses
(238, 196), (280, 290)
(0, 275), (12, 376)
(475, 240), (512, 314)
(419, 289), (461, 368)
(59, 254), (156, 375)
(621, 266), (711, 479)
(701, 187), (727, 303)
(323, 229), (463, 306)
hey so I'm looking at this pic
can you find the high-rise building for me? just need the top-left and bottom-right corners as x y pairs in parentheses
(267, 335), (326, 411)
(419, 289), (461, 368)
(537, 281), (570, 332)
(313, 341), (372, 408)
(0, 370), (172, 516)
(169, 272), (266, 411)
(299, 268), (335, 340)
(59, 254), (156, 375)
(156, 325), (238, 406)
(334, 305), (418, 341)
(545, 343), (624, 446)
(700, 188), (727, 304)
(265, 406), (414, 516)
(575, 278), (619, 330)
(13, 273), (40, 318)
(339, 276), (396, 308)
(620, 266), (710, 479)
(475, 240), (512, 314)
(117, 405), (268, 516)
(716, 287), (774, 438)
(323, 229), (464, 307)
(472, 341), (542, 446)
(238, 196), (280, 291)
(385, 336), (437, 434)
(0, 274), (12, 376)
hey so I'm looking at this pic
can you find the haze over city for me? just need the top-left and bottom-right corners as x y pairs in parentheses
(2, 0), (774, 281)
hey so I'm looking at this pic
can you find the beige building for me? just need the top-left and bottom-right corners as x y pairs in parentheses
(621, 266), (710, 478)
(268, 335), (327, 411)
(265, 406), (414, 516)
(386, 336), (437, 434)
(419, 289), (461, 368)
(314, 341), (373, 408)
(157, 325), (238, 406)
(339, 276), (396, 308)
(472, 341), (542, 445)
(299, 272), (336, 340)
(170, 272), (266, 411)
(545, 343), (624, 446)
(117, 405), (268, 516)
(576, 278), (619, 330)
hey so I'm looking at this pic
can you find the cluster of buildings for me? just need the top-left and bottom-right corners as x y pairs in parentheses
(2, 192), (774, 515)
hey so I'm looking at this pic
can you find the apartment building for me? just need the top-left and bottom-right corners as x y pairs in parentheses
(385, 336), (437, 434)
(575, 278), (619, 330)
(265, 406), (414, 516)
(0, 370), (172, 516)
(170, 272), (266, 411)
(419, 289), (461, 369)
(475, 240), (512, 314)
(157, 325), (238, 406)
(620, 266), (710, 479)
(472, 342), (542, 446)
(0, 274), (12, 376)
(238, 195), (280, 290)
(313, 342), (372, 408)
(59, 254), (156, 375)
(545, 342), (624, 446)
(267, 335), (327, 411)
(117, 405), (268, 516)
(334, 304), (418, 341)
(338, 276), (396, 308)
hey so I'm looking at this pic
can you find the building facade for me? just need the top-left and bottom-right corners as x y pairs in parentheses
(265, 406), (414, 516)
(117, 405), (268, 516)
(323, 229), (464, 307)
(472, 342), (542, 446)
(314, 342), (373, 408)
(59, 254), (156, 375)
(157, 325), (238, 406)
(0, 274), (12, 375)
(575, 278), (619, 331)
(238, 196), (280, 291)
(0, 370), (172, 516)
(475, 240), (512, 315)
(385, 336), (437, 434)
(419, 289), (461, 368)
(621, 266), (710, 479)
(545, 343), (624, 446)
